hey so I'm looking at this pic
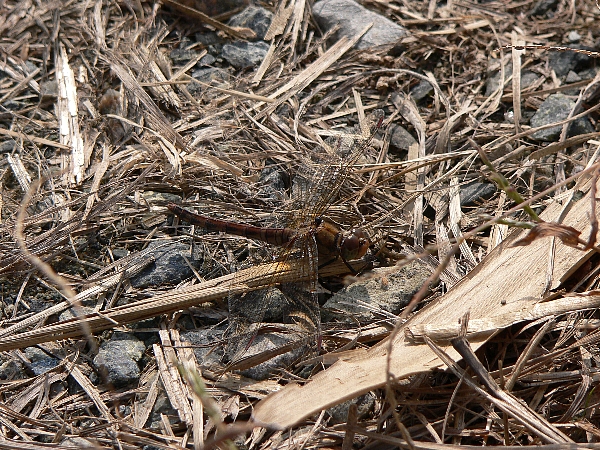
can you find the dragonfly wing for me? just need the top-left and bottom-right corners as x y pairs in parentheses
(224, 230), (320, 368)
(280, 230), (320, 343)
(291, 112), (384, 222)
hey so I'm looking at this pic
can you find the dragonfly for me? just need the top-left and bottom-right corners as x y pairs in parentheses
(166, 206), (371, 271)
(168, 112), (384, 366)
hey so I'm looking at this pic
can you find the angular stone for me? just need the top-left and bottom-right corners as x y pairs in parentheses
(130, 240), (199, 288)
(312, 0), (407, 50)
(221, 41), (270, 69)
(530, 93), (594, 141)
(228, 6), (273, 40)
(323, 262), (431, 323)
(93, 332), (145, 387)
(389, 124), (417, 151)
(460, 182), (497, 207)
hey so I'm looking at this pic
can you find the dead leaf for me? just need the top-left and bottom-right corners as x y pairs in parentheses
(511, 222), (582, 248)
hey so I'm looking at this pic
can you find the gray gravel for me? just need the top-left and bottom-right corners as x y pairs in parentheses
(312, 0), (407, 50)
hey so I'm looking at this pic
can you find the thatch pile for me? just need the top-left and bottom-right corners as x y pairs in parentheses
(0, 0), (599, 447)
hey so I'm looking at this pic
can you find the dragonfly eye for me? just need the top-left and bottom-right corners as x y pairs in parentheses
(340, 228), (370, 261)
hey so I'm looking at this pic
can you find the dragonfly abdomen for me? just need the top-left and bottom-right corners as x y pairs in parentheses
(168, 203), (294, 246)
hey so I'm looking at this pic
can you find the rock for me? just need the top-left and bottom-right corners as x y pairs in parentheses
(577, 67), (599, 81)
(312, 0), (407, 50)
(169, 47), (198, 65)
(40, 80), (58, 100)
(3, 100), (24, 110)
(180, 327), (227, 369)
(229, 286), (296, 326)
(198, 53), (216, 66)
(130, 240), (199, 288)
(323, 262), (431, 323)
(567, 31), (581, 43)
(258, 162), (289, 203)
(117, 405), (132, 417)
(195, 31), (224, 55)
(549, 45), (594, 78)
(191, 66), (230, 84)
(23, 61), (37, 74)
(410, 80), (433, 101)
(327, 393), (376, 423)
(228, 6), (273, 40)
(459, 182), (497, 207)
(112, 247), (129, 259)
(184, 287), (316, 379)
(142, 191), (181, 205)
(29, 297), (57, 314)
(0, 356), (25, 380)
(130, 317), (162, 347)
(147, 387), (179, 429)
(93, 332), (145, 387)
(234, 331), (309, 381)
(521, 71), (541, 90)
(485, 63), (539, 96)
(530, 0), (558, 16)
(59, 306), (95, 322)
(565, 70), (582, 83)
(530, 93), (594, 142)
(389, 124), (417, 151)
(189, 67), (231, 97)
(24, 347), (59, 375)
(221, 41), (270, 69)
(0, 140), (16, 152)
(60, 437), (97, 448)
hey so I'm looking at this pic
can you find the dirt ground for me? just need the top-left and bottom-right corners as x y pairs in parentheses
(0, 0), (600, 448)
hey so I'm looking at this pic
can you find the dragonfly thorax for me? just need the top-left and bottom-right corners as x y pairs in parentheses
(313, 217), (370, 262)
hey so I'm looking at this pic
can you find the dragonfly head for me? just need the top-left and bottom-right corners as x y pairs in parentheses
(340, 228), (370, 261)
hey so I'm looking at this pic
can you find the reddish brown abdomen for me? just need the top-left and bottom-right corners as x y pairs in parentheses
(168, 203), (295, 246)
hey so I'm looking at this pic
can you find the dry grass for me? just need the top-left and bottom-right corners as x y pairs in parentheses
(0, 0), (600, 448)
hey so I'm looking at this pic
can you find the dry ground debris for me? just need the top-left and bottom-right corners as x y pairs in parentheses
(0, 0), (600, 448)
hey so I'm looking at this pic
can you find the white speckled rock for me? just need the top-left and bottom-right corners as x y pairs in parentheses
(312, 0), (407, 50)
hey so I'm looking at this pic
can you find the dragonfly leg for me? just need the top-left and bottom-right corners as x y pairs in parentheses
(317, 255), (339, 270)
(340, 255), (360, 274)
(318, 254), (362, 275)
